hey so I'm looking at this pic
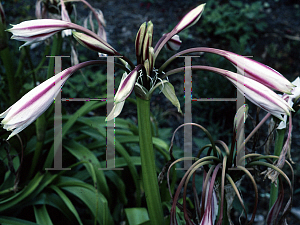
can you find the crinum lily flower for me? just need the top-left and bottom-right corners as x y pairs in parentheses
(278, 77), (300, 129)
(159, 47), (295, 94)
(0, 60), (102, 140)
(7, 18), (114, 51)
(7, 19), (70, 48)
(5, 2), (293, 135)
(106, 65), (143, 121)
(164, 65), (293, 121)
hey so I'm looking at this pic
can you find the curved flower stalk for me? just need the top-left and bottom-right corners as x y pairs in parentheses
(166, 118), (293, 224)
(0, 60), (102, 140)
(60, 0), (72, 36)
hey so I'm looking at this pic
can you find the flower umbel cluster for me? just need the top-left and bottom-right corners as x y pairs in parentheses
(0, 2), (297, 224)
(1, 3), (295, 140)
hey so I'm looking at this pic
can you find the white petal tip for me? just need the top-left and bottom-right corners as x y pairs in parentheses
(6, 133), (14, 140)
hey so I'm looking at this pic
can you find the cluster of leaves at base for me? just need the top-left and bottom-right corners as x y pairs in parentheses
(0, 99), (173, 225)
(197, 0), (267, 51)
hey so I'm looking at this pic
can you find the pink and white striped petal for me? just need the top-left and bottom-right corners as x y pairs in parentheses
(172, 4), (205, 34)
(114, 65), (142, 104)
(164, 34), (182, 51)
(195, 66), (294, 120)
(8, 19), (70, 37)
(197, 48), (295, 94)
(0, 60), (101, 140)
(106, 65), (143, 121)
(72, 31), (117, 55)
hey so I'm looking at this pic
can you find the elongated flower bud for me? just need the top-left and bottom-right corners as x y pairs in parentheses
(135, 22), (146, 63)
(72, 31), (117, 55)
(163, 47), (295, 94)
(142, 21), (153, 62)
(115, 65), (143, 103)
(154, 4), (205, 57)
(223, 51), (295, 94)
(171, 4), (205, 34)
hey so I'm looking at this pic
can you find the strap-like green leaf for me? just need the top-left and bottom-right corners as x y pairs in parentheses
(77, 117), (142, 206)
(0, 216), (39, 225)
(0, 173), (44, 212)
(33, 205), (53, 225)
(61, 185), (112, 225)
(55, 176), (113, 225)
(50, 185), (83, 225)
(63, 140), (110, 200)
(43, 101), (106, 169)
(125, 208), (150, 225)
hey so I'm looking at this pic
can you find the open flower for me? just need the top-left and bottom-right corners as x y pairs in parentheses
(203, 66), (294, 120)
(278, 77), (300, 129)
(217, 49), (295, 94)
(0, 60), (101, 140)
(106, 65), (143, 121)
(165, 47), (295, 94)
(7, 19), (70, 48)
(7, 18), (108, 50)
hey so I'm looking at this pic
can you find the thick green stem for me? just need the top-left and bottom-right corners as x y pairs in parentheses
(269, 128), (285, 209)
(136, 97), (164, 225)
